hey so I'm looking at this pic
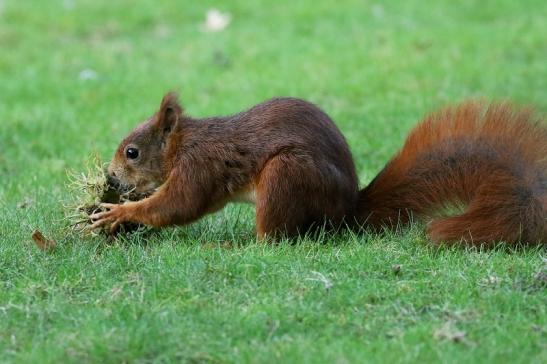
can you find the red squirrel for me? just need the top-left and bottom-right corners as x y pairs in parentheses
(90, 93), (546, 246)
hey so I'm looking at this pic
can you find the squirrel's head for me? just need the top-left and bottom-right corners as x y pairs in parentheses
(107, 92), (184, 193)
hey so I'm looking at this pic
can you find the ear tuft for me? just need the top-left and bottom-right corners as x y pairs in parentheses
(157, 92), (184, 133)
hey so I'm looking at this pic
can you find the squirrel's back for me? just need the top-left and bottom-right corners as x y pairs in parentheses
(105, 94), (360, 238)
(358, 101), (546, 245)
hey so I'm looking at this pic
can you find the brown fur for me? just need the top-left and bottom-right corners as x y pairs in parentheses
(358, 101), (546, 246)
(92, 94), (546, 246)
(96, 93), (358, 239)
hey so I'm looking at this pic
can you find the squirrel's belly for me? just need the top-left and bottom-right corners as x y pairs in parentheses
(230, 185), (257, 204)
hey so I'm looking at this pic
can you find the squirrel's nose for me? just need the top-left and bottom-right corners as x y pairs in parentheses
(106, 173), (121, 189)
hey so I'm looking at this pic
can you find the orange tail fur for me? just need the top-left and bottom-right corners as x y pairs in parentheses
(357, 101), (547, 246)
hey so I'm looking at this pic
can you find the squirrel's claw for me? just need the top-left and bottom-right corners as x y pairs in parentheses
(89, 210), (109, 221)
(99, 203), (117, 210)
(89, 203), (126, 232)
(89, 217), (109, 230)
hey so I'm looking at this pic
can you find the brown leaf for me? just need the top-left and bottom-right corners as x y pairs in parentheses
(32, 230), (56, 251)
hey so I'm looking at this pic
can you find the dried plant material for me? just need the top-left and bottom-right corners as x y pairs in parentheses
(32, 230), (56, 251)
(479, 275), (502, 287)
(534, 271), (547, 284)
(306, 271), (333, 291)
(533, 259), (547, 285)
(17, 197), (33, 209)
(434, 322), (466, 343)
(64, 153), (153, 237)
(201, 9), (231, 32)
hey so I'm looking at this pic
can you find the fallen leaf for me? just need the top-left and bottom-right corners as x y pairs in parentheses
(32, 230), (56, 251)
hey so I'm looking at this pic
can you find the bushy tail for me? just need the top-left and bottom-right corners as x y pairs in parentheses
(357, 101), (546, 246)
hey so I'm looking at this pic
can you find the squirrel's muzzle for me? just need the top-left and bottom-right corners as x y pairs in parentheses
(105, 172), (135, 194)
(106, 173), (121, 190)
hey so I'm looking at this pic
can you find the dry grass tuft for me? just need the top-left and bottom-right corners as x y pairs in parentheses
(64, 153), (152, 237)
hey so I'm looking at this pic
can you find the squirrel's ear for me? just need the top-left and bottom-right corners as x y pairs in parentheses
(157, 92), (183, 134)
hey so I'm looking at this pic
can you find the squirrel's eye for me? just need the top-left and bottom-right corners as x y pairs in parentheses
(126, 147), (139, 160)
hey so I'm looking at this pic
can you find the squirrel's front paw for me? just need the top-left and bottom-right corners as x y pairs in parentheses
(90, 203), (129, 233)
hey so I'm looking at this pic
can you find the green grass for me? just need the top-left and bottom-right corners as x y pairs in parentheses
(0, 0), (546, 363)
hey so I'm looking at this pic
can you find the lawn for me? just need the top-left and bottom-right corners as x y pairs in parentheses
(0, 0), (546, 363)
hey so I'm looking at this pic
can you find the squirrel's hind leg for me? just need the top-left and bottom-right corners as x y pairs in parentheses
(254, 154), (351, 240)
